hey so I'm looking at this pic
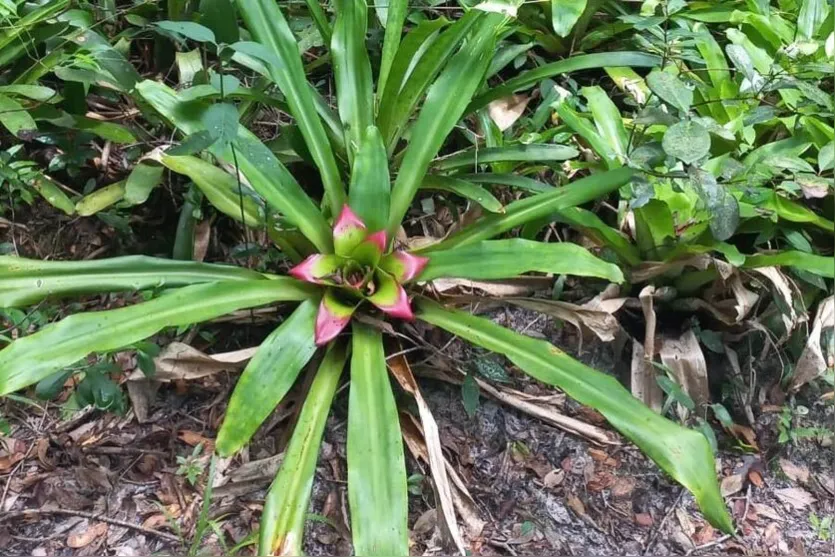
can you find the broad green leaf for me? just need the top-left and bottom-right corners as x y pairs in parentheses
(468, 52), (661, 113)
(386, 11), (504, 240)
(302, 0), (332, 45)
(69, 30), (141, 92)
(160, 154), (265, 227)
(819, 141), (834, 171)
(743, 135), (811, 170)
(420, 239), (624, 283)
(688, 168), (739, 242)
(332, 0), (374, 162)
(348, 126), (390, 232)
(348, 323), (408, 556)
(202, 102), (239, 145)
(136, 80), (332, 252)
(259, 343), (347, 556)
(0, 279), (314, 396)
(124, 162), (164, 205)
(744, 251), (835, 278)
(434, 144), (578, 172)
(376, 0), (408, 98)
(216, 299), (319, 455)
(420, 175), (503, 213)
(0, 85), (57, 102)
(377, 10), (482, 149)
(416, 299), (734, 534)
(73, 116), (136, 143)
(198, 0), (239, 44)
(0, 93), (37, 137)
(663, 121), (711, 164)
(238, 0), (345, 212)
(29, 175), (75, 216)
(551, 0), (587, 37)
(798, 0), (829, 39)
(424, 168), (633, 251)
(75, 181), (125, 216)
(156, 20), (217, 44)
(0, 255), (267, 307)
(461, 373), (480, 417)
(646, 70), (693, 113)
(582, 86), (628, 160)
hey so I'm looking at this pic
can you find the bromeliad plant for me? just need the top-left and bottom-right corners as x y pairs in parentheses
(0, 0), (733, 554)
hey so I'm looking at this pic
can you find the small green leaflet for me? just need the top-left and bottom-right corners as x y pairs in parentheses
(646, 70), (693, 113)
(688, 167), (739, 241)
(202, 103), (239, 145)
(551, 0), (587, 37)
(663, 120), (711, 164)
(461, 374), (480, 418)
(156, 21), (217, 44)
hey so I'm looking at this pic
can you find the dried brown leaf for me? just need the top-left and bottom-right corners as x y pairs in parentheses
(67, 522), (108, 548)
(779, 459), (810, 484)
(487, 94), (530, 131)
(720, 474), (744, 497)
(774, 487), (816, 509)
(790, 296), (834, 392)
(658, 329), (710, 410)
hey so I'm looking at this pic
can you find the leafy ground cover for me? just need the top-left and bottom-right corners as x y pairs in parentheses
(0, 0), (833, 555)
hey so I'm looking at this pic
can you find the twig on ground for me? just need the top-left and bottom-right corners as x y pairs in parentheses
(643, 488), (685, 554)
(0, 508), (182, 544)
(686, 534), (733, 555)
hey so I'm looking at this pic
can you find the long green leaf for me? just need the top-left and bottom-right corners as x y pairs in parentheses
(420, 175), (503, 213)
(434, 144), (578, 172)
(0, 255), (267, 307)
(0, 93), (36, 137)
(238, 0), (345, 212)
(0, 279), (314, 395)
(332, 0), (374, 161)
(551, 207), (641, 266)
(460, 173), (554, 193)
(259, 343), (347, 556)
(377, 10), (481, 149)
(421, 239), (623, 283)
(553, 98), (618, 168)
(582, 86), (628, 161)
(348, 126), (390, 231)
(744, 251), (835, 278)
(467, 52), (662, 114)
(216, 299), (320, 455)
(417, 299), (734, 534)
(135, 80), (333, 252)
(160, 154), (265, 227)
(422, 168), (633, 251)
(376, 0), (408, 99)
(29, 174), (75, 216)
(387, 11), (505, 240)
(348, 323), (408, 556)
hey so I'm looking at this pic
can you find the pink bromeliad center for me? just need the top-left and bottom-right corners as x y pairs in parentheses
(289, 206), (428, 346)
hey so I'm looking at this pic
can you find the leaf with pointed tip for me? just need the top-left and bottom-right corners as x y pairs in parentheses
(333, 205), (369, 257)
(434, 143), (578, 172)
(662, 120), (711, 164)
(376, 0), (408, 97)
(646, 70), (693, 114)
(288, 254), (343, 284)
(368, 270), (414, 320)
(348, 323), (409, 556)
(259, 343), (346, 556)
(553, 98), (618, 168)
(468, 52), (662, 114)
(416, 299), (734, 534)
(379, 251), (429, 284)
(582, 86), (628, 160)
(387, 12), (504, 240)
(421, 239), (623, 283)
(0, 279), (314, 396)
(124, 162), (164, 205)
(420, 175), (504, 213)
(216, 299), (319, 455)
(0, 254), (267, 308)
(155, 20), (217, 44)
(160, 154), (265, 227)
(315, 289), (355, 346)
(238, 0), (345, 212)
(423, 168), (633, 252)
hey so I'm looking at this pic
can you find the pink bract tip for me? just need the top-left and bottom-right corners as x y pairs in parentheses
(333, 205), (366, 235)
(395, 251), (429, 283)
(288, 254), (324, 284)
(314, 299), (351, 346)
(365, 230), (388, 253)
(375, 285), (415, 321)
